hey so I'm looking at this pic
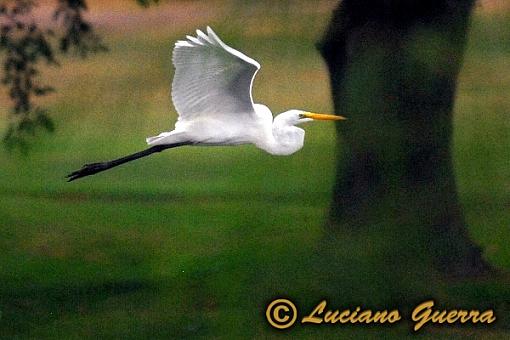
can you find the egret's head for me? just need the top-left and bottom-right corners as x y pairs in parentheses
(266, 110), (346, 155)
(280, 109), (346, 126)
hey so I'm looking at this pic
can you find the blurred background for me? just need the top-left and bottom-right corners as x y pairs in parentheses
(0, 0), (509, 338)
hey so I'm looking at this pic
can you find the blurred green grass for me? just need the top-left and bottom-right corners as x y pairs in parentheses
(0, 1), (509, 338)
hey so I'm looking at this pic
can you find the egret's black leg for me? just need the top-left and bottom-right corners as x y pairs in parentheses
(66, 142), (191, 182)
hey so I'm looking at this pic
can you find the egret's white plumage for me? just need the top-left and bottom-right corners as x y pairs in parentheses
(67, 27), (344, 181)
(145, 26), (344, 155)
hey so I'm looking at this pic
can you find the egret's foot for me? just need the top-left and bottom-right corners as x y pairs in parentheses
(66, 162), (109, 182)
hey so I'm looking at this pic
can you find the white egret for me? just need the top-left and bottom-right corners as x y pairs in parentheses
(67, 27), (345, 182)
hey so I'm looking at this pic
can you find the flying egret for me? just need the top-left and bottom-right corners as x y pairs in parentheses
(67, 26), (345, 182)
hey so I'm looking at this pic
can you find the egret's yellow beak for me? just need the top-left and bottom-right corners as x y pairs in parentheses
(302, 112), (346, 121)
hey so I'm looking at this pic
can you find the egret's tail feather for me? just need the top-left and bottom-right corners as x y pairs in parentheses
(146, 131), (185, 146)
(146, 135), (165, 144)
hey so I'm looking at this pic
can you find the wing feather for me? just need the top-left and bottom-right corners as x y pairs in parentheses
(171, 27), (260, 121)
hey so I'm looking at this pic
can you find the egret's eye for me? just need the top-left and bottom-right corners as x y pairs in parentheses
(298, 113), (306, 119)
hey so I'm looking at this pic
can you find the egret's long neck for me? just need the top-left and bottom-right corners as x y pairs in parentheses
(255, 111), (305, 156)
(255, 126), (280, 155)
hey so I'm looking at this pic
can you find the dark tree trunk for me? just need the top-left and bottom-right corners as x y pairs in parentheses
(319, 0), (490, 277)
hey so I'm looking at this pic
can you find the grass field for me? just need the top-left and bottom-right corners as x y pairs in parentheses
(1, 0), (509, 338)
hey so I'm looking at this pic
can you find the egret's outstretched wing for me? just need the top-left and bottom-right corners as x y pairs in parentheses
(171, 27), (260, 121)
